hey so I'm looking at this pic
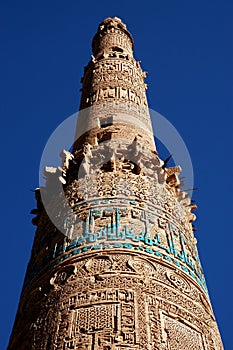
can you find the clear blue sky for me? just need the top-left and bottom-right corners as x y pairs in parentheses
(1, 1), (232, 349)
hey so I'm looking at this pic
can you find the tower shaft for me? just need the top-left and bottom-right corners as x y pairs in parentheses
(8, 17), (223, 350)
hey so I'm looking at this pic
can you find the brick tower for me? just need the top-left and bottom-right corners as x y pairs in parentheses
(8, 17), (223, 350)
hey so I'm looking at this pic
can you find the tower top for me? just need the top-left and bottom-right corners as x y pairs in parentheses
(76, 16), (154, 151)
(92, 17), (134, 58)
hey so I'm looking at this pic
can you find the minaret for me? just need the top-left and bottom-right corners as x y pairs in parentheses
(8, 17), (223, 350)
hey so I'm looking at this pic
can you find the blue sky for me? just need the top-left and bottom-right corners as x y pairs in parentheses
(1, 1), (232, 349)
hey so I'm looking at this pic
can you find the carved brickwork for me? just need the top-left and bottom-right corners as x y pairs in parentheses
(8, 253), (222, 349)
(8, 17), (223, 350)
(162, 315), (204, 350)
